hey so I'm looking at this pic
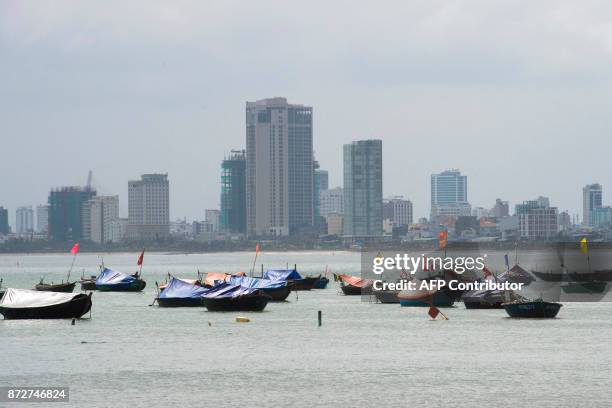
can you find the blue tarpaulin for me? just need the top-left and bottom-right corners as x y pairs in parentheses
(96, 268), (135, 286)
(228, 275), (287, 290)
(263, 269), (302, 281)
(159, 277), (208, 299)
(200, 282), (260, 299)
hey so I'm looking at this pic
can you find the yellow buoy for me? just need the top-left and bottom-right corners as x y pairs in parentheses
(235, 316), (250, 323)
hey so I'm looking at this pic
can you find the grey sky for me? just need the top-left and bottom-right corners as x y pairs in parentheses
(2, 1), (612, 224)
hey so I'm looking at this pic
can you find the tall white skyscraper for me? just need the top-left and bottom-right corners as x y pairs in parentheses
(246, 97), (313, 236)
(84, 196), (119, 243)
(36, 204), (49, 234)
(430, 169), (470, 220)
(16, 206), (34, 234)
(127, 174), (170, 241)
(582, 183), (602, 226)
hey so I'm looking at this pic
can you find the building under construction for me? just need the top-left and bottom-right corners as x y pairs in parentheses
(220, 150), (246, 234)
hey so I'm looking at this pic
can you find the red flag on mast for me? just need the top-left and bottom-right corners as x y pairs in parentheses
(137, 250), (145, 266)
(428, 305), (440, 319)
(70, 243), (80, 255)
(255, 243), (260, 255)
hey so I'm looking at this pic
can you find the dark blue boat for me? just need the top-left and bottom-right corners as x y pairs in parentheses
(157, 277), (207, 307)
(96, 268), (146, 292)
(227, 275), (291, 301)
(503, 299), (562, 318)
(313, 276), (329, 289)
(200, 282), (271, 311)
(263, 269), (319, 291)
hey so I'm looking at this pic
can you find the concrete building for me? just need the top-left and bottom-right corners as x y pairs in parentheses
(326, 213), (344, 235)
(491, 199), (509, 218)
(107, 218), (128, 243)
(48, 186), (97, 241)
(84, 196), (119, 243)
(127, 174), (170, 241)
(36, 205), (49, 234)
(383, 196), (413, 227)
(471, 207), (490, 219)
(517, 199), (558, 240)
(430, 169), (470, 221)
(320, 187), (344, 218)
(220, 150), (247, 233)
(314, 161), (329, 226)
(592, 206), (612, 228)
(583, 183), (603, 226)
(246, 97), (313, 236)
(343, 140), (383, 237)
(205, 209), (221, 232)
(16, 206), (34, 235)
(0, 206), (9, 234)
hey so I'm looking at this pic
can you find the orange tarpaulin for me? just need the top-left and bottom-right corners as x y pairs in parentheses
(338, 274), (373, 288)
(204, 272), (246, 286)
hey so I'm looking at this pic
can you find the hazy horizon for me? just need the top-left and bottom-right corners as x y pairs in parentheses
(2, 1), (612, 226)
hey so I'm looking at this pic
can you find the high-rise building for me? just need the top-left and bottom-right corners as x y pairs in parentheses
(343, 140), (383, 237)
(36, 205), (49, 234)
(517, 198), (558, 239)
(314, 161), (329, 224)
(430, 169), (470, 220)
(220, 150), (247, 233)
(127, 174), (170, 241)
(205, 209), (221, 232)
(491, 199), (509, 218)
(583, 183), (603, 226)
(16, 206), (34, 234)
(320, 187), (344, 217)
(246, 97), (313, 236)
(0, 207), (9, 234)
(84, 196), (119, 243)
(383, 196), (413, 227)
(48, 186), (97, 241)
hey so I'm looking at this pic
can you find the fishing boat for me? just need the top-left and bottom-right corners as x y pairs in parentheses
(201, 282), (271, 312)
(157, 277), (207, 307)
(35, 280), (76, 293)
(0, 288), (92, 320)
(337, 274), (373, 296)
(0, 278), (4, 300)
(80, 276), (98, 291)
(502, 298), (562, 318)
(158, 276), (202, 293)
(203, 272), (245, 288)
(263, 269), (319, 291)
(227, 275), (292, 301)
(560, 281), (607, 294)
(95, 268), (146, 292)
(374, 290), (399, 303)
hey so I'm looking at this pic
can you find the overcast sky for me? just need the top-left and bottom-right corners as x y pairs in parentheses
(2, 1), (612, 225)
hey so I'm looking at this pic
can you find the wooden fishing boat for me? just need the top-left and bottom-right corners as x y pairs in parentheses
(225, 275), (292, 301)
(503, 299), (562, 318)
(561, 281), (607, 294)
(157, 297), (204, 307)
(464, 299), (504, 309)
(35, 280), (76, 293)
(0, 288), (92, 320)
(95, 268), (146, 292)
(202, 294), (270, 311)
(337, 274), (374, 296)
(290, 276), (320, 291)
(80, 276), (98, 291)
(156, 277), (207, 307)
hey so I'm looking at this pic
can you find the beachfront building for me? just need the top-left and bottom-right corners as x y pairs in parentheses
(127, 174), (170, 241)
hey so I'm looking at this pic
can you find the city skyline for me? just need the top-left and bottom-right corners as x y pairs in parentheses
(3, 3), (612, 221)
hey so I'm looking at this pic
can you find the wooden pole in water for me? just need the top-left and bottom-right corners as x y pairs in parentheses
(318, 310), (322, 326)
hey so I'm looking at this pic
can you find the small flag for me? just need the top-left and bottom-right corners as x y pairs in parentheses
(580, 238), (588, 254)
(439, 231), (448, 249)
(70, 243), (80, 255)
(137, 250), (145, 266)
(504, 254), (509, 270)
(428, 306), (440, 319)
(255, 243), (261, 255)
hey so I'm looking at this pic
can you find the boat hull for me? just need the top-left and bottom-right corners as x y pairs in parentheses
(0, 293), (92, 320)
(263, 285), (291, 301)
(290, 276), (319, 291)
(503, 301), (562, 318)
(96, 279), (146, 292)
(561, 281), (607, 294)
(202, 295), (270, 312)
(35, 282), (76, 293)
(374, 290), (399, 303)
(80, 280), (97, 291)
(341, 284), (372, 296)
(313, 277), (329, 289)
(399, 291), (454, 307)
(157, 297), (204, 307)
(464, 301), (504, 309)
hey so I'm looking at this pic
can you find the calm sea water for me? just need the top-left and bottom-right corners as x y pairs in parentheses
(0, 251), (611, 408)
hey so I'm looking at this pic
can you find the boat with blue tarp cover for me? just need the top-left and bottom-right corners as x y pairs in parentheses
(157, 277), (207, 307)
(200, 282), (271, 311)
(227, 275), (292, 301)
(95, 268), (146, 292)
(263, 268), (319, 291)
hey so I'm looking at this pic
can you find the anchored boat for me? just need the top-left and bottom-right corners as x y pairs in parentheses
(263, 268), (319, 291)
(336, 274), (374, 295)
(95, 268), (146, 292)
(0, 288), (92, 320)
(227, 275), (292, 301)
(201, 282), (271, 312)
(503, 298), (562, 318)
(157, 277), (207, 307)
